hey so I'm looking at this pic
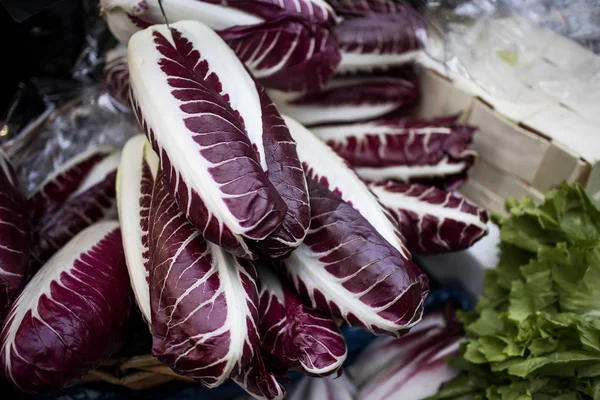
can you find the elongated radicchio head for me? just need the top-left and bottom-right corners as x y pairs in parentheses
(355, 314), (463, 400)
(311, 116), (478, 191)
(148, 171), (261, 387)
(325, 0), (411, 16)
(283, 116), (409, 257)
(0, 222), (132, 394)
(102, 0), (340, 92)
(289, 372), (357, 400)
(116, 135), (159, 322)
(256, 262), (347, 376)
(129, 21), (289, 258)
(0, 152), (30, 322)
(30, 149), (121, 268)
(270, 73), (420, 126)
(369, 181), (489, 254)
(29, 148), (115, 224)
(283, 178), (428, 336)
(335, 11), (426, 74)
(103, 44), (131, 111)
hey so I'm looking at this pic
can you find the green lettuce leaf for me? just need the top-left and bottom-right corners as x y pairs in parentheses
(427, 184), (600, 400)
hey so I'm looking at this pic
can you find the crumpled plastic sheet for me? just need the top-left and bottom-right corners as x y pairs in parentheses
(423, 0), (600, 113)
(3, 85), (137, 197)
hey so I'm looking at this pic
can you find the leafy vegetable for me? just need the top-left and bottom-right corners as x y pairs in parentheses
(289, 373), (357, 400)
(256, 261), (347, 376)
(0, 222), (132, 394)
(430, 184), (600, 400)
(311, 115), (477, 190)
(325, 0), (411, 16)
(249, 88), (310, 258)
(270, 72), (420, 126)
(335, 10), (425, 74)
(103, 44), (130, 111)
(0, 151), (30, 322)
(101, 0), (340, 92)
(148, 170), (261, 388)
(369, 181), (489, 254)
(282, 177), (428, 336)
(129, 21), (289, 258)
(30, 149), (121, 266)
(355, 313), (463, 400)
(283, 115), (410, 257)
(116, 135), (158, 322)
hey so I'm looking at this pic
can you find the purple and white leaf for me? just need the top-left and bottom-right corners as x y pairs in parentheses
(369, 181), (489, 254)
(0, 152), (30, 321)
(29, 148), (115, 225)
(283, 115), (410, 257)
(116, 135), (159, 322)
(355, 314), (463, 400)
(0, 222), (132, 394)
(288, 373), (357, 400)
(257, 262), (347, 376)
(325, 0), (411, 15)
(129, 21), (288, 258)
(31, 150), (121, 267)
(103, 44), (131, 111)
(220, 17), (341, 92)
(270, 73), (420, 126)
(249, 88), (310, 258)
(101, 0), (340, 92)
(347, 312), (446, 387)
(148, 171), (260, 388)
(283, 178), (428, 336)
(335, 11), (426, 74)
(102, 0), (335, 33)
(311, 116), (477, 190)
(231, 351), (286, 400)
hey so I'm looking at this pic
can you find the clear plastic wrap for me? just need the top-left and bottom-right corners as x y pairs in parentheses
(423, 0), (600, 122)
(3, 84), (137, 197)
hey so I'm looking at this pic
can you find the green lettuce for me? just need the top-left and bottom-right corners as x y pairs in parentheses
(429, 184), (600, 400)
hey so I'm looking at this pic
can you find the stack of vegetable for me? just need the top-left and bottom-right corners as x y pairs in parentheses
(431, 184), (600, 399)
(0, 1), (493, 398)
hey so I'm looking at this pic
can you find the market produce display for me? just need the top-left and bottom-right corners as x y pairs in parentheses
(0, 1), (504, 398)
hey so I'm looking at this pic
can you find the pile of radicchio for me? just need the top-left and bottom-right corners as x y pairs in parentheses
(0, 1), (489, 399)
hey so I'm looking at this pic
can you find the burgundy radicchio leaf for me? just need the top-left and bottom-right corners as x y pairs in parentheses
(369, 181), (489, 254)
(129, 21), (288, 258)
(221, 16), (341, 92)
(116, 135), (159, 322)
(31, 150), (121, 268)
(250, 88), (310, 258)
(311, 116), (478, 191)
(0, 222), (132, 394)
(256, 262), (347, 376)
(231, 351), (286, 400)
(335, 11), (426, 74)
(29, 148), (115, 225)
(284, 116), (411, 258)
(355, 313), (463, 400)
(148, 172), (261, 388)
(270, 73), (420, 126)
(0, 152), (30, 322)
(103, 44), (131, 112)
(325, 0), (411, 16)
(283, 178), (428, 336)
(101, 0), (340, 92)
